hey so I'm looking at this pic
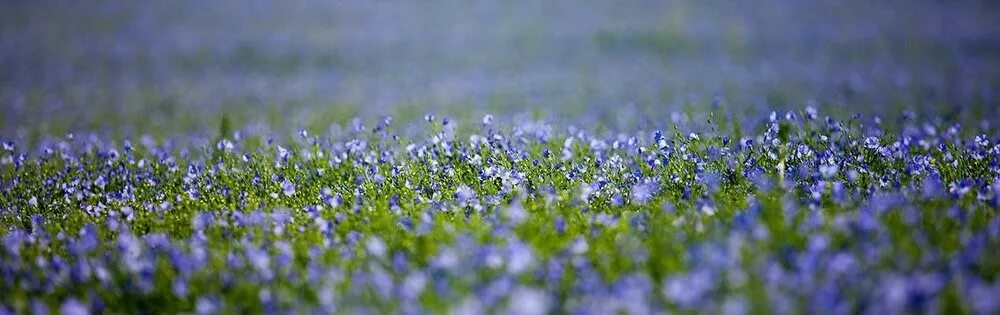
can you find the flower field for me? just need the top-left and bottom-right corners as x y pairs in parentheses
(2, 1), (1000, 314)
(3, 110), (1000, 313)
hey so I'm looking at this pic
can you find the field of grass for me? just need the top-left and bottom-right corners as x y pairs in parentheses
(2, 0), (1000, 314)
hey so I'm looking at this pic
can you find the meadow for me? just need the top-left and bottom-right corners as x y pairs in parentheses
(2, 1), (1000, 314)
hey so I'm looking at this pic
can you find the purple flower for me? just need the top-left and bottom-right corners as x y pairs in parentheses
(506, 287), (550, 315)
(630, 181), (658, 205)
(663, 269), (714, 309)
(366, 237), (387, 259)
(454, 185), (476, 205)
(68, 225), (99, 256)
(195, 297), (219, 315)
(819, 164), (839, 179)
(60, 298), (89, 315)
(401, 272), (427, 300)
(505, 241), (535, 274)
(282, 180), (296, 197)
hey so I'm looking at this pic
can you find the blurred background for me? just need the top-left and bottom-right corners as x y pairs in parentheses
(2, 0), (999, 138)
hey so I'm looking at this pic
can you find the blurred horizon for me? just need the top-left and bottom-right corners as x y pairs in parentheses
(2, 0), (999, 138)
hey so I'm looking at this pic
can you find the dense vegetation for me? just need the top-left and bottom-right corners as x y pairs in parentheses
(2, 109), (999, 314)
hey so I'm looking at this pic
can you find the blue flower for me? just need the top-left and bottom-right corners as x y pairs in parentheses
(60, 298), (89, 315)
(630, 181), (658, 205)
(281, 180), (296, 197)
